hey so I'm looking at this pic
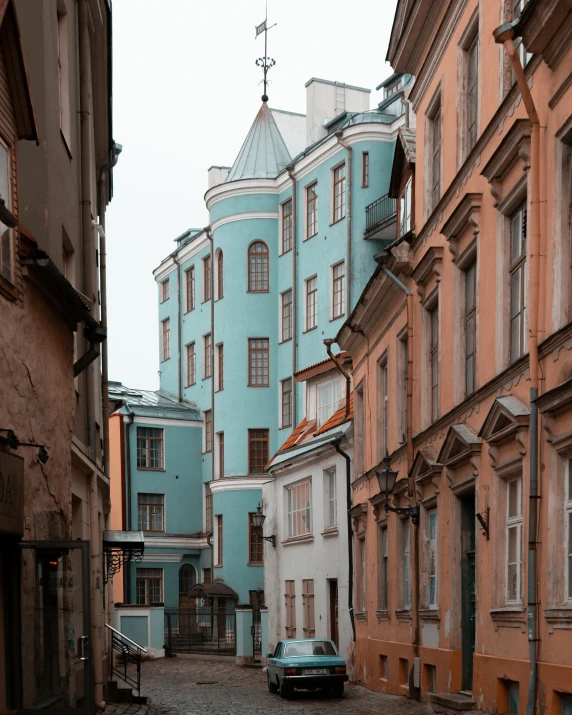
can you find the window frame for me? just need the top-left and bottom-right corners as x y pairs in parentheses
(136, 568), (163, 606)
(324, 467), (337, 531)
(248, 240), (270, 293)
(185, 266), (195, 313)
(281, 377), (293, 429)
(362, 151), (369, 188)
(281, 289), (293, 342)
(248, 428), (269, 475)
(281, 199), (293, 254)
(160, 278), (170, 303)
(248, 338), (270, 387)
(185, 342), (196, 387)
(205, 485), (213, 533)
(402, 518), (411, 610)
(203, 254), (212, 302)
(465, 32), (479, 157)
(332, 163), (346, 223)
(249, 511), (264, 565)
(464, 259), (477, 396)
(428, 509), (438, 608)
(216, 515), (223, 566)
(217, 250), (224, 300)
(136, 427), (164, 470)
(302, 579), (316, 637)
(137, 493), (165, 533)
(509, 203), (527, 363)
(306, 182), (318, 239)
(379, 354), (389, 456)
(217, 431), (224, 479)
(356, 532), (366, 612)
(286, 478), (313, 538)
(285, 581), (296, 638)
(203, 333), (212, 379)
(316, 378), (341, 428)
(567, 459), (572, 602)
(331, 261), (345, 320)
(506, 477), (523, 604)
(305, 275), (318, 332)
(161, 318), (171, 362)
(378, 523), (389, 611)
(399, 176), (413, 238)
(216, 342), (224, 392)
(204, 409), (213, 454)
(429, 301), (440, 423)
(0, 139), (15, 294)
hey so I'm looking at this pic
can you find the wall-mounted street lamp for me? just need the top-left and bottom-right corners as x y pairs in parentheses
(0, 429), (49, 464)
(375, 453), (419, 526)
(251, 504), (277, 548)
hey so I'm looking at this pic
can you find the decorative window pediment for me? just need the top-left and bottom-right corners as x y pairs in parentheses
(441, 192), (482, 262)
(437, 423), (482, 466)
(349, 502), (368, 529)
(479, 395), (530, 444)
(410, 446), (441, 484)
(411, 246), (443, 301)
(481, 119), (531, 207)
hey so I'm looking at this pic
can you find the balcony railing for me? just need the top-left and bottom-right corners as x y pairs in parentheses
(365, 193), (397, 234)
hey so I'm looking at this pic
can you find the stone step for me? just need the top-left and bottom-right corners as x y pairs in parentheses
(107, 680), (148, 705)
(430, 692), (479, 715)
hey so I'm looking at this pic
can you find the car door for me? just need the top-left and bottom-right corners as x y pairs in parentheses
(269, 642), (282, 681)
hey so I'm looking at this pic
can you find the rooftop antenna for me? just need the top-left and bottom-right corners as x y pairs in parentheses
(255, 0), (277, 103)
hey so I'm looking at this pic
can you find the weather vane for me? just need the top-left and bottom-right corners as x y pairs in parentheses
(255, 1), (277, 102)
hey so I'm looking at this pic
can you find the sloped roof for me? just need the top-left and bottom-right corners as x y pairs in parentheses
(109, 381), (202, 421)
(226, 102), (292, 182)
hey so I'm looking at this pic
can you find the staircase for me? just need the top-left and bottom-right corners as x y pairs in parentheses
(430, 692), (479, 715)
(106, 623), (148, 704)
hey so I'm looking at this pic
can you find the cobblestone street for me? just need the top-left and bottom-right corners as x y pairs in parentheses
(108, 657), (432, 715)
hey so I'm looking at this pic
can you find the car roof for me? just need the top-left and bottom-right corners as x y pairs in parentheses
(282, 638), (335, 644)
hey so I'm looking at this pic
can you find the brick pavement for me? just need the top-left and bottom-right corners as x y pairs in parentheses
(107, 657), (432, 715)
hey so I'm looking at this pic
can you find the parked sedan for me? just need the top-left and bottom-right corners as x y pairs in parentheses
(266, 638), (348, 698)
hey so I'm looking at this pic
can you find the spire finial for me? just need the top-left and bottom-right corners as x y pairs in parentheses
(255, 1), (276, 102)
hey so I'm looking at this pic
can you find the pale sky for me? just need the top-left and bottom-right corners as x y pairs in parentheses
(106, 0), (398, 391)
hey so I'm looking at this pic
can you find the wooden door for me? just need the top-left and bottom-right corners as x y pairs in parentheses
(329, 580), (339, 646)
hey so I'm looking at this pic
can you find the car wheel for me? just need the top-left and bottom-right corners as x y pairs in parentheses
(267, 672), (278, 693)
(331, 683), (344, 698)
(278, 678), (291, 698)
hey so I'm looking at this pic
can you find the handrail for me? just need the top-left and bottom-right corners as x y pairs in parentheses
(365, 193), (397, 232)
(105, 623), (148, 653)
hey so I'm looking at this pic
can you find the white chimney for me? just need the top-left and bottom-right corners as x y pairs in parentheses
(208, 166), (231, 188)
(305, 78), (371, 146)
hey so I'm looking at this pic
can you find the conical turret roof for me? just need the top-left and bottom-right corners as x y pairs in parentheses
(226, 102), (291, 182)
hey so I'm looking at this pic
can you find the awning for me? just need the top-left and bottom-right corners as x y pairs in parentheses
(188, 581), (238, 600)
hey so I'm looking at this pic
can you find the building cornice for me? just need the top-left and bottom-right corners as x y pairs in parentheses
(209, 476), (273, 493)
(153, 232), (210, 283)
(144, 535), (209, 550)
(211, 211), (278, 233)
(132, 416), (202, 428)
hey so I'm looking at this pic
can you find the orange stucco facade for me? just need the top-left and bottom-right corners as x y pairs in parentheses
(337, 1), (572, 713)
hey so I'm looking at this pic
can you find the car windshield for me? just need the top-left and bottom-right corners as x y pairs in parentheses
(283, 641), (337, 658)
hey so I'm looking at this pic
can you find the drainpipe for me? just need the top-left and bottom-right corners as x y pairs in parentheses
(206, 226), (215, 485)
(335, 132), (352, 317)
(79, 0), (96, 460)
(287, 166), (298, 425)
(333, 439), (355, 643)
(173, 255), (182, 402)
(124, 411), (133, 602)
(493, 23), (541, 715)
(98, 143), (122, 479)
(324, 339), (351, 421)
(376, 258), (420, 698)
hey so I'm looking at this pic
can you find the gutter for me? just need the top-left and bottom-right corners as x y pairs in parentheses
(287, 165), (298, 425)
(335, 132), (352, 316)
(124, 410), (134, 603)
(206, 226), (215, 486)
(173, 254), (182, 402)
(494, 22), (541, 715)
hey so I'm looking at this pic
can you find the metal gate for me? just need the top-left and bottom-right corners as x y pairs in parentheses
(164, 603), (236, 655)
(252, 607), (261, 660)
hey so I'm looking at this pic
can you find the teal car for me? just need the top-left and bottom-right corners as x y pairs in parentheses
(266, 638), (348, 698)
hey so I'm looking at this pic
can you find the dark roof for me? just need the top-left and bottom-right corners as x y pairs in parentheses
(109, 382), (202, 421)
(188, 582), (239, 600)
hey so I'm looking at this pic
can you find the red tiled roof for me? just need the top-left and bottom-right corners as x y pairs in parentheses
(314, 393), (354, 435)
(294, 352), (351, 380)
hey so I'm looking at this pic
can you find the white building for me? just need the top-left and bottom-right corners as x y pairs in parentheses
(262, 357), (354, 666)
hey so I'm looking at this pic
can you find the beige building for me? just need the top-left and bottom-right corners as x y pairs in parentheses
(0, 0), (118, 711)
(336, 0), (572, 713)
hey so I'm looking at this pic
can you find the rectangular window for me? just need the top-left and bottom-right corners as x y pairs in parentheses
(248, 428), (269, 474)
(431, 106), (441, 211)
(430, 303), (439, 422)
(465, 260), (477, 396)
(285, 581), (296, 638)
(57, 7), (70, 146)
(428, 510), (438, 607)
(399, 177), (413, 237)
(249, 512), (264, 564)
(307, 183), (318, 238)
(379, 357), (389, 455)
(136, 568), (163, 605)
(362, 152), (369, 187)
(185, 267), (195, 312)
(281, 289), (292, 342)
(506, 478), (522, 603)
(186, 342), (196, 386)
(204, 333), (212, 378)
(281, 378), (293, 428)
(162, 318), (170, 362)
(218, 432), (224, 478)
(317, 379), (340, 428)
(203, 568), (212, 584)
(216, 515), (223, 566)
(378, 524), (389, 610)
(217, 343), (224, 391)
(205, 486), (212, 533)
(567, 459), (572, 601)
(402, 519), (411, 609)
(356, 536), (366, 611)
(325, 469), (337, 529)
(332, 261), (345, 319)
(333, 164), (346, 222)
(302, 579), (315, 637)
(137, 493), (164, 532)
(510, 204), (527, 362)
(282, 199), (292, 253)
(466, 34), (479, 155)
(398, 334), (408, 444)
(305, 276), (318, 331)
(287, 479), (312, 537)
(0, 144), (13, 286)
(136, 427), (164, 469)
(203, 254), (212, 301)
(161, 279), (170, 303)
(248, 338), (270, 386)
(204, 410), (213, 453)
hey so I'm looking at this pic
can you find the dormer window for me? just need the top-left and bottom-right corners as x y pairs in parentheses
(317, 379), (341, 428)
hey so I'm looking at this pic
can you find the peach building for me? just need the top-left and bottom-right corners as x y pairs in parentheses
(335, 1), (572, 713)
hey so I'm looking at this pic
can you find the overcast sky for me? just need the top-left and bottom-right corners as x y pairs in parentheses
(106, 0), (398, 391)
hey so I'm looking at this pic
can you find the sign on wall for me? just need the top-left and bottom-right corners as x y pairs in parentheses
(0, 450), (24, 536)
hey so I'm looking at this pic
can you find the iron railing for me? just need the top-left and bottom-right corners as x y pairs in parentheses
(164, 605), (236, 656)
(106, 623), (146, 696)
(365, 193), (397, 233)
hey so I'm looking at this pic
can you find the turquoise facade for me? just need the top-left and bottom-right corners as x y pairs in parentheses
(152, 80), (410, 606)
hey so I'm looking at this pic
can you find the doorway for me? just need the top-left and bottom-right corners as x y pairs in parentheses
(460, 493), (476, 691)
(328, 579), (338, 647)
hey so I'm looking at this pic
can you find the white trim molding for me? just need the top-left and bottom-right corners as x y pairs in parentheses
(209, 476), (273, 493)
(144, 535), (210, 550)
(140, 553), (185, 563)
(211, 211), (279, 233)
(132, 416), (202, 428)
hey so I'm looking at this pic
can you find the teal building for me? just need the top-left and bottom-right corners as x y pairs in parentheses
(151, 76), (411, 606)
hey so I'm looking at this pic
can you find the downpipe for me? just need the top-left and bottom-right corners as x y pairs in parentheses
(287, 166), (298, 425)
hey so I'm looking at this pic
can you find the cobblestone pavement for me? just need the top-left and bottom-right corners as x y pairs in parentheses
(111, 657), (432, 715)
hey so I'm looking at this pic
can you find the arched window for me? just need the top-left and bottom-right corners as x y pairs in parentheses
(248, 241), (269, 292)
(217, 250), (224, 299)
(179, 564), (197, 596)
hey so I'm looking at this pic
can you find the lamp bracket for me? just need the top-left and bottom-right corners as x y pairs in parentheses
(262, 535), (277, 548)
(476, 507), (490, 539)
(384, 501), (420, 526)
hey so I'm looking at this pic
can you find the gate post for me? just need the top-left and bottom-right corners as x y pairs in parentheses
(259, 607), (269, 666)
(235, 604), (254, 666)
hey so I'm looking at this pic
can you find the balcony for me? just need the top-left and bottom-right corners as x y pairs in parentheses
(364, 193), (397, 240)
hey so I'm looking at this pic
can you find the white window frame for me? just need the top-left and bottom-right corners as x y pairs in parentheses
(331, 260), (345, 320)
(332, 163), (346, 223)
(565, 459), (572, 602)
(324, 468), (337, 530)
(304, 275), (318, 332)
(428, 509), (438, 608)
(505, 477), (523, 604)
(286, 478), (312, 538)
(316, 378), (341, 428)
(399, 176), (413, 237)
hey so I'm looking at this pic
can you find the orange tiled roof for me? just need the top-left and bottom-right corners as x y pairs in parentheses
(315, 393), (354, 435)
